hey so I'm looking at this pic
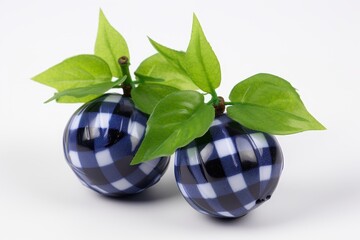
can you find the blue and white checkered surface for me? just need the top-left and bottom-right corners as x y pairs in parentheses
(174, 114), (284, 218)
(63, 93), (170, 196)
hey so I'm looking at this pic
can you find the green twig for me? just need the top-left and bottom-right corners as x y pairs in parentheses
(224, 101), (240, 106)
(118, 56), (134, 97)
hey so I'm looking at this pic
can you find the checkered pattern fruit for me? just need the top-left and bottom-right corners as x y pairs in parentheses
(63, 93), (170, 196)
(174, 114), (284, 218)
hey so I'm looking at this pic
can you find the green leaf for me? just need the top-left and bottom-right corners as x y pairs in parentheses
(95, 9), (129, 77)
(131, 90), (215, 164)
(227, 73), (326, 135)
(134, 73), (165, 83)
(32, 54), (112, 91)
(148, 37), (186, 70)
(183, 14), (221, 93)
(45, 77), (126, 103)
(131, 83), (179, 114)
(135, 53), (198, 90)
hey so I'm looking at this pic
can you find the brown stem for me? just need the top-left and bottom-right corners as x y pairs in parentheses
(214, 96), (225, 116)
(122, 84), (132, 98)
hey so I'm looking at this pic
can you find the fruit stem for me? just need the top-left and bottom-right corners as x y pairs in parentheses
(213, 96), (225, 116)
(118, 56), (134, 97)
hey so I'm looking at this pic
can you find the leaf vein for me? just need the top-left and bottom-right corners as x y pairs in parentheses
(236, 103), (310, 122)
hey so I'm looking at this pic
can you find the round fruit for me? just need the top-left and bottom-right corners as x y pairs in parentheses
(63, 93), (170, 196)
(174, 114), (284, 218)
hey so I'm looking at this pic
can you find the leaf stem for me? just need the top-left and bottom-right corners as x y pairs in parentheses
(207, 90), (219, 105)
(224, 101), (239, 106)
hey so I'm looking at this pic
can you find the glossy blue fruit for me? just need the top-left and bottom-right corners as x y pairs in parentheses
(63, 93), (170, 197)
(174, 114), (284, 218)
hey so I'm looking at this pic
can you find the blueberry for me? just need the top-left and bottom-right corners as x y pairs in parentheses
(174, 114), (284, 218)
(63, 93), (170, 197)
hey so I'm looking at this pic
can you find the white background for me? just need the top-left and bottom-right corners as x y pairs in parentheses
(1, 0), (359, 239)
